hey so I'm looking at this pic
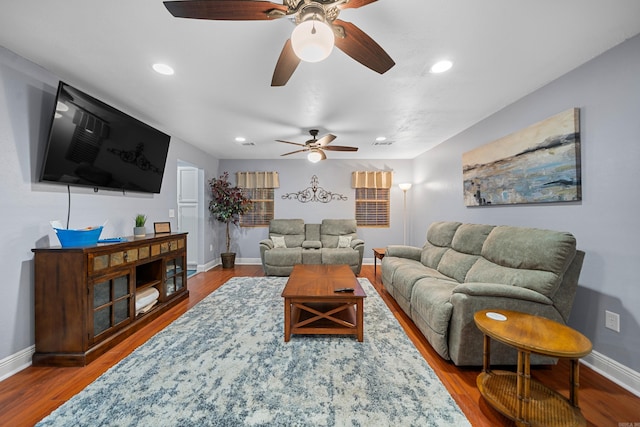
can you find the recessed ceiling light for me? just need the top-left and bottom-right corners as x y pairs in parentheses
(152, 63), (174, 75)
(430, 60), (453, 74)
(375, 136), (387, 142)
(235, 137), (246, 142)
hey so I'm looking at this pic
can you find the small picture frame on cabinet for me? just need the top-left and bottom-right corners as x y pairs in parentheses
(154, 222), (171, 234)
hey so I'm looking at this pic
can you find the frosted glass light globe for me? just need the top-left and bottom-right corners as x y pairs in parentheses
(307, 151), (323, 163)
(291, 20), (335, 63)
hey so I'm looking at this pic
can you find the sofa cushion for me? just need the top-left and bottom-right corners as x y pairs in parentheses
(425, 221), (462, 247)
(264, 248), (302, 266)
(302, 240), (322, 249)
(420, 244), (448, 269)
(320, 219), (358, 248)
(391, 263), (456, 314)
(321, 248), (359, 266)
(436, 249), (479, 283)
(451, 223), (495, 255)
(269, 219), (305, 247)
(478, 226), (577, 297)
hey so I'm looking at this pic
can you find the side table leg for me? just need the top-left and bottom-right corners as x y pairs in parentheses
(482, 334), (491, 373)
(284, 298), (291, 342)
(516, 350), (532, 424)
(570, 358), (580, 406)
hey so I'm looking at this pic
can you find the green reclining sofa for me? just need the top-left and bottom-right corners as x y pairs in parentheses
(259, 219), (365, 276)
(381, 221), (584, 366)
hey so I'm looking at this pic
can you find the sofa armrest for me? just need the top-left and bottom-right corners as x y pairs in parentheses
(350, 238), (364, 249)
(452, 282), (553, 305)
(259, 239), (274, 250)
(385, 245), (422, 261)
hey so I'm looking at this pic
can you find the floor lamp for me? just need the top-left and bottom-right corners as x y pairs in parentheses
(399, 183), (412, 245)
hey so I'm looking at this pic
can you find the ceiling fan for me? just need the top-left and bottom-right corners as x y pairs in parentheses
(163, 0), (395, 86)
(277, 129), (358, 162)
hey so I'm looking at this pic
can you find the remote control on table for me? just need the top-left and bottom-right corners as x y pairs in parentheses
(334, 288), (354, 293)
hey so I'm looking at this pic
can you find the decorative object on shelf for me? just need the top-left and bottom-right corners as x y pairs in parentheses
(154, 222), (171, 234)
(399, 183), (412, 245)
(208, 172), (252, 268)
(134, 214), (147, 237)
(463, 108), (581, 206)
(281, 175), (347, 203)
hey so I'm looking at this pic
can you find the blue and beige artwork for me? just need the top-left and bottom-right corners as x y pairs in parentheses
(463, 108), (581, 206)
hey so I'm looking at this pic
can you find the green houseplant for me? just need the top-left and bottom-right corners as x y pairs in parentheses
(208, 172), (251, 268)
(134, 214), (147, 237)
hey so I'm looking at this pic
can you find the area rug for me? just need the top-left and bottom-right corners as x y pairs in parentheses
(37, 277), (471, 427)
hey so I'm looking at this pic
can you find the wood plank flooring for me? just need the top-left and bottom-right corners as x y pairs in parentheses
(0, 265), (638, 426)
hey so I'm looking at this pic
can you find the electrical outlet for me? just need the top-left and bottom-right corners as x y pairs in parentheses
(209, 244), (213, 252)
(169, 209), (175, 218)
(605, 310), (620, 332)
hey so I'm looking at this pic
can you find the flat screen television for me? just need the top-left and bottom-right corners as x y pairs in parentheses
(40, 81), (171, 194)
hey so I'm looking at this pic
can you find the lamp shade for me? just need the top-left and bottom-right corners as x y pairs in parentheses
(291, 20), (335, 63)
(399, 183), (412, 191)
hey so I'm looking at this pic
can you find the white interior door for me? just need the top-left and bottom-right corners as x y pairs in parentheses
(177, 166), (199, 268)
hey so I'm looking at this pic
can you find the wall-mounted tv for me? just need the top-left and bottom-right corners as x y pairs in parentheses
(40, 82), (171, 194)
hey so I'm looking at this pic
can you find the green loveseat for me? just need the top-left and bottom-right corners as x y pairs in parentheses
(381, 221), (584, 366)
(259, 219), (365, 276)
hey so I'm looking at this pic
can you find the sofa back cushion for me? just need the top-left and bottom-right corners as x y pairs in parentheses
(305, 223), (321, 241)
(420, 222), (462, 269)
(269, 219), (305, 248)
(320, 219), (358, 248)
(451, 223), (495, 255)
(436, 250), (479, 283)
(466, 226), (577, 298)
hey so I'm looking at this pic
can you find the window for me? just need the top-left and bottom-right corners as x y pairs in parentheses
(355, 188), (390, 227)
(240, 188), (274, 227)
(236, 171), (279, 227)
(352, 171), (392, 227)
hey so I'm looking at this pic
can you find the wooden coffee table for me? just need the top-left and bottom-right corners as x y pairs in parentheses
(281, 264), (366, 342)
(474, 309), (592, 427)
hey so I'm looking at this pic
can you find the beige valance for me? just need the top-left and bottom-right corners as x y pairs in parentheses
(351, 171), (393, 189)
(236, 171), (280, 188)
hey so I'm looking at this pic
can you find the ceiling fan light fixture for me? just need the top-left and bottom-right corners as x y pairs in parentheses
(291, 18), (335, 63)
(307, 150), (323, 163)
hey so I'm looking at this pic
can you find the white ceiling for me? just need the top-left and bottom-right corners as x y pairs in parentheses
(2, 0), (640, 160)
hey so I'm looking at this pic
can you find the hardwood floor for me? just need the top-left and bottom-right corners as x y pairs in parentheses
(1, 265), (638, 426)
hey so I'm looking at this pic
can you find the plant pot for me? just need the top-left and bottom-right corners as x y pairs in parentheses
(221, 252), (236, 269)
(133, 226), (146, 237)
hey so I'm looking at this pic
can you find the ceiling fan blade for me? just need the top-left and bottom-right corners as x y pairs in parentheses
(276, 139), (306, 147)
(333, 19), (395, 74)
(316, 134), (337, 146)
(164, 0), (287, 20)
(323, 145), (359, 152)
(318, 149), (327, 160)
(338, 0), (378, 10)
(272, 39), (301, 86)
(280, 148), (310, 156)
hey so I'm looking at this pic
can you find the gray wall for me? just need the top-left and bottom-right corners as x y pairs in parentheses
(0, 46), (220, 363)
(218, 159), (414, 260)
(409, 34), (640, 372)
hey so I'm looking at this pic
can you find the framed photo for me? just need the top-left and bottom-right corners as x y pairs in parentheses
(153, 222), (171, 234)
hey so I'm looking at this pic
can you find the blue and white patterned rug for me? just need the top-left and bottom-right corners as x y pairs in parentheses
(37, 277), (471, 426)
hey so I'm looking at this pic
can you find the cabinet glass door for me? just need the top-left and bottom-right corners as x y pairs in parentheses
(92, 273), (132, 341)
(165, 256), (185, 298)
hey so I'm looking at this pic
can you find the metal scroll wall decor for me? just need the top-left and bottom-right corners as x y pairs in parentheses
(281, 175), (347, 203)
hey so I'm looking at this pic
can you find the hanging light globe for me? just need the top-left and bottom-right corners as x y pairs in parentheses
(291, 19), (335, 63)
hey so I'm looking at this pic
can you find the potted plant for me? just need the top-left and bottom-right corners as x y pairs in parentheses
(134, 214), (147, 237)
(208, 172), (251, 268)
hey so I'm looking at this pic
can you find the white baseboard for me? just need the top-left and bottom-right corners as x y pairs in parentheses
(581, 350), (640, 398)
(0, 345), (34, 382)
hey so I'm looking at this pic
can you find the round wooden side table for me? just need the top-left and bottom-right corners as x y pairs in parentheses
(474, 309), (592, 427)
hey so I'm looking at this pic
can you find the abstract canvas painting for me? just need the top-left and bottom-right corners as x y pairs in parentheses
(463, 108), (581, 206)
